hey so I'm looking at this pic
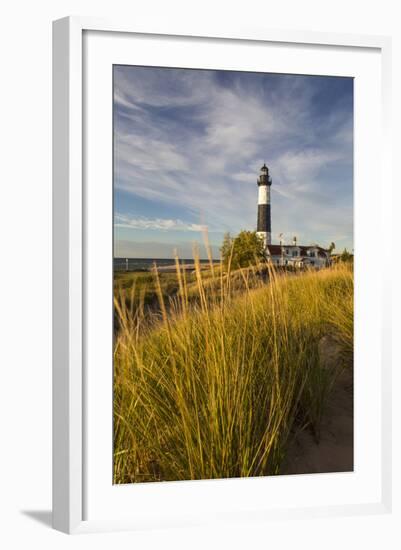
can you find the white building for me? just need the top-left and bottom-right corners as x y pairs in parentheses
(266, 244), (331, 269)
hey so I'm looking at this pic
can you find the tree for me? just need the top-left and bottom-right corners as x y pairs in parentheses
(328, 242), (336, 254)
(340, 248), (353, 263)
(220, 230), (266, 270)
(220, 232), (233, 265)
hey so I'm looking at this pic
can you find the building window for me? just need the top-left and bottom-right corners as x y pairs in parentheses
(292, 250), (297, 257)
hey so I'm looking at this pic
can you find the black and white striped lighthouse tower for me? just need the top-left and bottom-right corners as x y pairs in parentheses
(256, 163), (272, 247)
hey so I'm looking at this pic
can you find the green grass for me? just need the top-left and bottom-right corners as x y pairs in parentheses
(114, 266), (222, 316)
(113, 260), (353, 483)
(114, 271), (180, 310)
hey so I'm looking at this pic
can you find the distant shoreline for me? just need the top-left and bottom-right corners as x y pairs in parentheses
(114, 257), (219, 261)
(114, 257), (219, 273)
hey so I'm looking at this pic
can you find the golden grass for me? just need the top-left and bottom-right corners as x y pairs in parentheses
(113, 259), (353, 483)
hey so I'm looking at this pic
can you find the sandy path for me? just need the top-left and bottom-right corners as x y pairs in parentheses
(282, 339), (354, 475)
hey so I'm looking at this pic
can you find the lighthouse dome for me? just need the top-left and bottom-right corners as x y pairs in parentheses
(260, 163), (269, 173)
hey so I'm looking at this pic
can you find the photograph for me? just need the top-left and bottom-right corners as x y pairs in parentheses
(112, 65), (354, 484)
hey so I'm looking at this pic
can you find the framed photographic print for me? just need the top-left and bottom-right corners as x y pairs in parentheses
(52, 17), (392, 534)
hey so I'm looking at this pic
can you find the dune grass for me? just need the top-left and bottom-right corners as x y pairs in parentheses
(113, 260), (353, 483)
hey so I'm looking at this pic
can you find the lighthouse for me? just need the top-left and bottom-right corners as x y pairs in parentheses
(256, 163), (272, 247)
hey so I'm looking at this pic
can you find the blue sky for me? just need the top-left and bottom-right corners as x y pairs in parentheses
(114, 66), (353, 259)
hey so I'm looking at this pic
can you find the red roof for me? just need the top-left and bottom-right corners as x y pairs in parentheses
(266, 244), (329, 257)
(266, 245), (282, 255)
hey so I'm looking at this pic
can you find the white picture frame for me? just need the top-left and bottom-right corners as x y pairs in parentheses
(52, 16), (392, 534)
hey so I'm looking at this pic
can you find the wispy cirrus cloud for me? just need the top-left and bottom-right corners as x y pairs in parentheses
(115, 214), (205, 232)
